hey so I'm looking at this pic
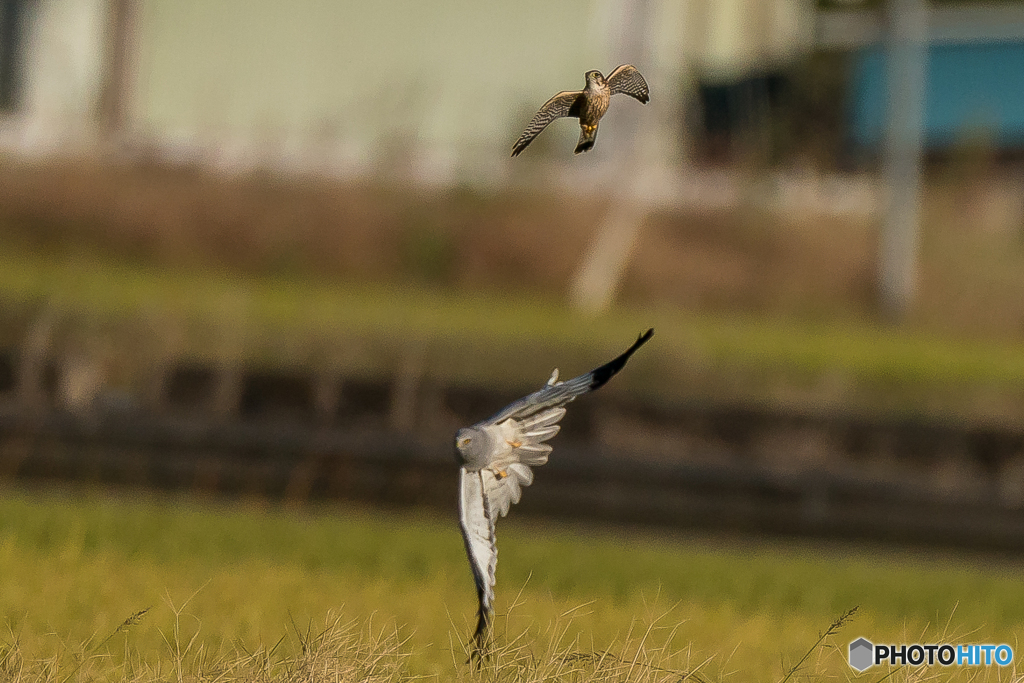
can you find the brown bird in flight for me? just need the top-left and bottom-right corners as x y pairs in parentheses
(511, 65), (650, 157)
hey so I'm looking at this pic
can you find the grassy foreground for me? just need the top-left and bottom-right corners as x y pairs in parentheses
(0, 485), (1022, 681)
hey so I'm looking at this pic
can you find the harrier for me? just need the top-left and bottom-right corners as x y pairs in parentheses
(456, 329), (654, 657)
(511, 65), (650, 156)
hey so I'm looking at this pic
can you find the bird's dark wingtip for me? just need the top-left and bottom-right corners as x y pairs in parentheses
(467, 606), (492, 667)
(511, 137), (530, 157)
(588, 328), (654, 390)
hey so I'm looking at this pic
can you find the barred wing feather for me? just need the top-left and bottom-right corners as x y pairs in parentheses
(511, 91), (585, 156)
(607, 64), (650, 103)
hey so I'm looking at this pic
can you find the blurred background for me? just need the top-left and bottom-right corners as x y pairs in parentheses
(2, 0), (1024, 547)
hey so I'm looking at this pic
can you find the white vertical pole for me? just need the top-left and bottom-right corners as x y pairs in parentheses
(879, 0), (928, 320)
(99, 0), (135, 135)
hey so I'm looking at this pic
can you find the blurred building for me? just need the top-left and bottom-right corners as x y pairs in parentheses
(821, 4), (1024, 153)
(0, 0), (113, 146)
(5, 2), (1024, 174)
(0, 0), (813, 183)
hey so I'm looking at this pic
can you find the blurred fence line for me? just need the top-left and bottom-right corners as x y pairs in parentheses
(4, 337), (1024, 549)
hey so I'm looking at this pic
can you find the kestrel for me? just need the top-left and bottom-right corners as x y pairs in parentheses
(455, 329), (654, 659)
(511, 65), (650, 157)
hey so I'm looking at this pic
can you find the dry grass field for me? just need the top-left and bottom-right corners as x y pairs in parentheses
(0, 485), (1022, 682)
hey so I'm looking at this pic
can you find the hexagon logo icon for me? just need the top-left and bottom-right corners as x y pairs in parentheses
(849, 638), (874, 671)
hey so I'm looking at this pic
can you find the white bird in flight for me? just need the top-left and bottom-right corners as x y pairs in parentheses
(454, 329), (654, 657)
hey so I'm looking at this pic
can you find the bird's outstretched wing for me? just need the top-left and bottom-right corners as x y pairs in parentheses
(606, 64), (650, 104)
(511, 90), (585, 157)
(484, 328), (654, 426)
(458, 467), (496, 653)
(458, 455), (548, 657)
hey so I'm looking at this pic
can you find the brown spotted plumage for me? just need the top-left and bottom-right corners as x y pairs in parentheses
(511, 65), (650, 157)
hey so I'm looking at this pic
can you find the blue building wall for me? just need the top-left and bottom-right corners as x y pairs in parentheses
(850, 41), (1024, 149)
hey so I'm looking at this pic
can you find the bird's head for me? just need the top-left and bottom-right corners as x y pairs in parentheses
(455, 427), (484, 466)
(585, 70), (605, 86)
(456, 428), (474, 452)
(455, 426), (498, 469)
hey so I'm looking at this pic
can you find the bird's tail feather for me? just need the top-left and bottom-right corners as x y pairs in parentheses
(575, 126), (597, 154)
